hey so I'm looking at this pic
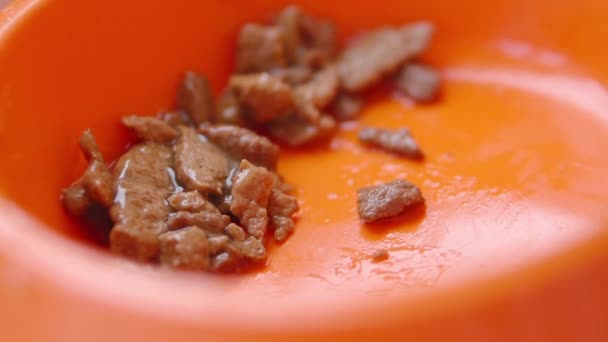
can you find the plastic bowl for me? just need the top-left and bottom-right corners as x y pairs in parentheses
(2, 0), (608, 340)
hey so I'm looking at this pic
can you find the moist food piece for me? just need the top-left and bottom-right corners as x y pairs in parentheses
(269, 66), (313, 86)
(79, 130), (114, 207)
(109, 143), (174, 261)
(332, 93), (362, 121)
(371, 249), (390, 263)
(269, 114), (337, 147)
(159, 226), (210, 271)
(208, 233), (230, 254)
(236, 24), (287, 73)
(167, 210), (231, 234)
(357, 180), (424, 223)
(300, 13), (336, 58)
(167, 190), (216, 213)
(233, 237), (266, 261)
(339, 22), (434, 92)
(215, 89), (245, 126)
(225, 223), (247, 241)
(358, 127), (423, 159)
(161, 111), (193, 127)
(122, 115), (179, 143)
(173, 126), (229, 195)
(62, 181), (94, 217)
(294, 65), (339, 109)
(396, 63), (440, 102)
(177, 72), (216, 125)
(275, 5), (302, 63)
(229, 160), (274, 239)
(199, 124), (280, 170)
(268, 176), (299, 241)
(229, 73), (295, 124)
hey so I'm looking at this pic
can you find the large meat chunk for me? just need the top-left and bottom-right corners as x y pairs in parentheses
(177, 72), (216, 125)
(396, 63), (440, 102)
(229, 160), (274, 239)
(109, 143), (175, 261)
(357, 180), (424, 223)
(339, 22), (434, 92)
(173, 126), (229, 195)
(199, 124), (280, 170)
(358, 127), (423, 159)
(236, 24), (287, 73)
(229, 73), (295, 124)
(122, 115), (178, 143)
(159, 226), (211, 271)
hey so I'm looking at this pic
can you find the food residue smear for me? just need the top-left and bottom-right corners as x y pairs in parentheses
(61, 5), (440, 272)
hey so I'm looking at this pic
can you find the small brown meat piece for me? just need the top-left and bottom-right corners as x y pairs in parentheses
(199, 124), (280, 170)
(268, 177), (299, 241)
(233, 237), (266, 261)
(339, 22), (434, 92)
(122, 115), (179, 143)
(230, 160), (274, 239)
(229, 73), (295, 124)
(159, 226), (210, 271)
(215, 89), (245, 126)
(269, 114), (337, 147)
(173, 126), (229, 195)
(225, 223), (246, 241)
(79, 130), (114, 207)
(371, 249), (390, 263)
(331, 93), (362, 121)
(269, 66), (313, 86)
(236, 24), (287, 73)
(109, 143), (174, 261)
(274, 5), (302, 63)
(295, 65), (339, 109)
(160, 111), (193, 127)
(62, 181), (94, 217)
(208, 233), (230, 254)
(300, 13), (336, 57)
(167, 190), (216, 213)
(177, 72), (215, 125)
(357, 180), (424, 223)
(396, 63), (440, 102)
(167, 211), (230, 234)
(358, 127), (423, 159)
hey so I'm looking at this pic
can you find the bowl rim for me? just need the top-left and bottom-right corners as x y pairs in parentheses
(2, 0), (608, 333)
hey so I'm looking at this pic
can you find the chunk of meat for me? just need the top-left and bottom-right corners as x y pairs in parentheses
(229, 160), (274, 239)
(208, 233), (230, 254)
(269, 114), (336, 147)
(177, 72), (215, 125)
(109, 143), (174, 261)
(199, 124), (280, 170)
(295, 65), (339, 109)
(215, 89), (245, 126)
(225, 223), (246, 241)
(167, 211), (230, 234)
(160, 111), (193, 127)
(331, 93), (362, 121)
(229, 73), (295, 124)
(274, 5), (302, 63)
(62, 181), (94, 217)
(173, 126), (229, 195)
(269, 66), (313, 86)
(339, 22), (434, 92)
(167, 190), (217, 213)
(236, 24), (287, 73)
(159, 226), (211, 271)
(122, 115), (179, 143)
(233, 237), (266, 261)
(268, 177), (299, 241)
(371, 249), (390, 263)
(358, 127), (423, 159)
(396, 63), (440, 102)
(79, 130), (114, 207)
(357, 180), (424, 223)
(300, 13), (336, 58)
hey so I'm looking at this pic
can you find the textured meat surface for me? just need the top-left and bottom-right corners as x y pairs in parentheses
(359, 127), (423, 159)
(109, 143), (174, 261)
(268, 176), (299, 241)
(229, 73), (295, 124)
(199, 124), (280, 170)
(236, 24), (287, 73)
(269, 114), (336, 147)
(78, 130), (114, 208)
(357, 180), (424, 223)
(229, 160), (274, 239)
(167, 210), (230, 234)
(295, 65), (339, 109)
(159, 226), (211, 271)
(167, 190), (216, 213)
(177, 72), (215, 125)
(122, 115), (178, 143)
(339, 22), (434, 92)
(173, 126), (229, 195)
(396, 63), (440, 102)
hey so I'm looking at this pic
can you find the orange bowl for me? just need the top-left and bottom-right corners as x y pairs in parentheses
(2, 0), (608, 340)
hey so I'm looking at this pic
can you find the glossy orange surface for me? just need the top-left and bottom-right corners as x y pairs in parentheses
(2, 0), (608, 340)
